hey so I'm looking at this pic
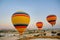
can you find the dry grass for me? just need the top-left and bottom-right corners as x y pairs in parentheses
(17, 36), (60, 40)
(27, 36), (60, 39)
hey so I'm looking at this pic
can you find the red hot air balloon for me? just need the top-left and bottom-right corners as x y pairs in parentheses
(46, 15), (57, 26)
(11, 11), (30, 35)
(36, 22), (43, 30)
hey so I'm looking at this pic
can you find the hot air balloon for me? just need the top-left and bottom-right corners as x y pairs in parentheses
(36, 22), (43, 30)
(11, 11), (30, 35)
(46, 15), (57, 26)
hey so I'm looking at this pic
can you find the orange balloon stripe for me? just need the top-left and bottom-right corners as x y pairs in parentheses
(47, 17), (56, 19)
(12, 14), (30, 18)
(36, 24), (43, 27)
(15, 27), (26, 34)
(47, 16), (57, 21)
(47, 17), (56, 18)
(47, 15), (56, 18)
(47, 17), (56, 20)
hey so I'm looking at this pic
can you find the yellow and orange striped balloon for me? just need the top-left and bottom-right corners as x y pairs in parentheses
(36, 22), (43, 30)
(11, 11), (30, 35)
(46, 15), (57, 26)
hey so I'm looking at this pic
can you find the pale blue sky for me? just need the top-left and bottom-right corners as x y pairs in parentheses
(0, 0), (60, 30)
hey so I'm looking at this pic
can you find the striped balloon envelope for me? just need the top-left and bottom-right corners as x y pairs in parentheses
(11, 11), (30, 35)
(36, 22), (43, 30)
(46, 15), (57, 26)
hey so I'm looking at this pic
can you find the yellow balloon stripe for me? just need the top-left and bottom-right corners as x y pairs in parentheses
(12, 16), (30, 24)
(12, 14), (30, 18)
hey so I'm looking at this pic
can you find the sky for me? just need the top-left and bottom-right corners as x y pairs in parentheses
(0, 0), (60, 30)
